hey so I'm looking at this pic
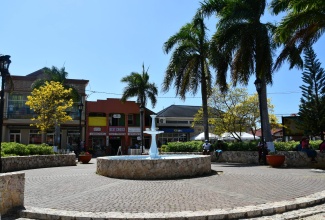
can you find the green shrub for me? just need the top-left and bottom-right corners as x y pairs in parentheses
(274, 141), (297, 151)
(26, 144), (54, 155)
(274, 140), (322, 151)
(310, 140), (322, 150)
(162, 139), (323, 153)
(160, 144), (167, 152)
(165, 141), (202, 152)
(2, 142), (30, 156)
(1, 142), (54, 156)
(224, 141), (259, 151)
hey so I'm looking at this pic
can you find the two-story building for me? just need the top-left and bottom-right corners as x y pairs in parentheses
(3, 68), (206, 153)
(3, 68), (88, 150)
(86, 98), (154, 155)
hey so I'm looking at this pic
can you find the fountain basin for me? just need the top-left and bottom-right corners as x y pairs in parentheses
(97, 155), (211, 180)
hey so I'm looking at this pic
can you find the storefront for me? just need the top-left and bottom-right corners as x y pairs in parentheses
(108, 127), (126, 155)
(158, 128), (194, 145)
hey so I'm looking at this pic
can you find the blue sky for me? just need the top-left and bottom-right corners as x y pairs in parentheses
(1, 0), (325, 120)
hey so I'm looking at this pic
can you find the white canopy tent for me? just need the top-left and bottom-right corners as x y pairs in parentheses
(191, 132), (219, 141)
(221, 132), (259, 141)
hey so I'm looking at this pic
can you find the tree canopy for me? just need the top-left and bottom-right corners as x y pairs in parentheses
(298, 46), (325, 140)
(270, 0), (325, 71)
(193, 85), (279, 141)
(162, 15), (212, 141)
(26, 81), (73, 133)
(121, 63), (158, 108)
(32, 66), (80, 102)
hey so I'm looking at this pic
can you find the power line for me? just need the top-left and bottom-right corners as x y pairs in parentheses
(86, 90), (202, 99)
(86, 89), (301, 98)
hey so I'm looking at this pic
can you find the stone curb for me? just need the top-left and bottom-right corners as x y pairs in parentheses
(18, 191), (325, 220)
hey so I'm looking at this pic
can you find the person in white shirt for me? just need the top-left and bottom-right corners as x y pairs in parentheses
(202, 140), (211, 155)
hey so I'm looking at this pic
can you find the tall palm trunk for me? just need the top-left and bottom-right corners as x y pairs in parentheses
(201, 59), (210, 141)
(202, 91), (209, 141)
(260, 79), (273, 143)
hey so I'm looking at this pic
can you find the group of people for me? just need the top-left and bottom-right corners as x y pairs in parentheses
(295, 137), (325, 163)
(202, 136), (325, 164)
(202, 140), (223, 159)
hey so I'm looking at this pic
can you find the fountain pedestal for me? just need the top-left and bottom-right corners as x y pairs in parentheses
(144, 115), (164, 159)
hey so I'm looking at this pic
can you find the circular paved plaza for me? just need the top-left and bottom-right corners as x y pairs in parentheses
(16, 159), (325, 219)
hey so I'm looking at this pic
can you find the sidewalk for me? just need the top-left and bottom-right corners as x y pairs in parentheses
(4, 159), (325, 219)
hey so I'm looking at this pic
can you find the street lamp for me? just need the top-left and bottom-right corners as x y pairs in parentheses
(139, 104), (144, 154)
(254, 77), (266, 164)
(0, 55), (11, 173)
(78, 101), (84, 155)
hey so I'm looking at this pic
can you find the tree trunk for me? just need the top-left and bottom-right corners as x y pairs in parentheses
(260, 79), (273, 143)
(41, 132), (46, 144)
(54, 123), (61, 149)
(140, 104), (144, 153)
(201, 62), (209, 142)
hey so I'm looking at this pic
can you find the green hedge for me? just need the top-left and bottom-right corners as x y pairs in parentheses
(162, 141), (202, 152)
(161, 140), (323, 152)
(1, 142), (54, 157)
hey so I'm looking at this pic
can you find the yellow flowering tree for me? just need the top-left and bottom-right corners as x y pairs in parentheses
(193, 86), (280, 142)
(26, 81), (73, 142)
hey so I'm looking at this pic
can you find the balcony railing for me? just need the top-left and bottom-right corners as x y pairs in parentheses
(4, 111), (81, 120)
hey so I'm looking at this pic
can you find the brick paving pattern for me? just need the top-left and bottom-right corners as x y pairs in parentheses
(5, 159), (325, 219)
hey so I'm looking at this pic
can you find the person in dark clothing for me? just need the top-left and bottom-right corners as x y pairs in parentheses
(296, 137), (317, 162)
(319, 140), (325, 153)
(257, 141), (267, 164)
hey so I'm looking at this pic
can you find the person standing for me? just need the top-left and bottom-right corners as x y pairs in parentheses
(257, 141), (267, 165)
(202, 140), (211, 155)
(319, 140), (325, 153)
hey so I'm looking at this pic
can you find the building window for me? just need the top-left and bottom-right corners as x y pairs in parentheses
(10, 130), (21, 143)
(29, 130), (42, 144)
(158, 133), (188, 144)
(128, 114), (134, 125)
(8, 94), (31, 119)
(109, 113), (125, 126)
(29, 129), (55, 145)
(67, 130), (80, 151)
(46, 133), (54, 146)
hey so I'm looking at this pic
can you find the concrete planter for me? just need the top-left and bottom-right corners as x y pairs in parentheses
(0, 172), (25, 215)
(2, 154), (76, 172)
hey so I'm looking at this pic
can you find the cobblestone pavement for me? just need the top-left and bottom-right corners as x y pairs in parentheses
(6, 159), (325, 219)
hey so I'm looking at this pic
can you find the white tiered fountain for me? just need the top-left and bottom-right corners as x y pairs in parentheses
(97, 115), (211, 180)
(144, 115), (164, 159)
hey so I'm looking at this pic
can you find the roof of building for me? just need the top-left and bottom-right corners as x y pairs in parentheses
(21, 68), (89, 84)
(156, 105), (201, 118)
(26, 68), (45, 77)
(254, 128), (283, 137)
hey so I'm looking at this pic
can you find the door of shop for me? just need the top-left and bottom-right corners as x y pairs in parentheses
(90, 136), (105, 156)
(109, 137), (121, 155)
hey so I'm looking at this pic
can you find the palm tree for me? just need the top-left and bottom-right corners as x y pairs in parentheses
(121, 64), (158, 151)
(32, 66), (80, 102)
(162, 16), (212, 142)
(198, 0), (277, 145)
(270, 0), (325, 71)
